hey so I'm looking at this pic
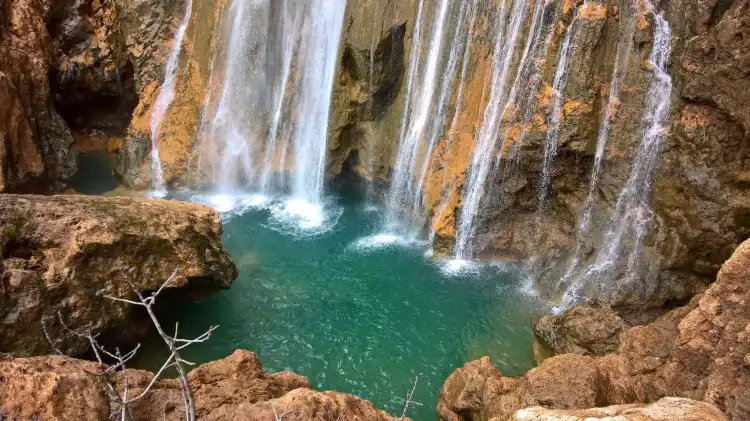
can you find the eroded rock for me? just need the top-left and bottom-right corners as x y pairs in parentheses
(0, 349), (405, 421)
(0, 194), (237, 357)
(440, 237), (750, 421)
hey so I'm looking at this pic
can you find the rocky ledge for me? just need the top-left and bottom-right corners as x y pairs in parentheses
(438, 237), (750, 421)
(0, 194), (237, 357)
(0, 349), (406, 421)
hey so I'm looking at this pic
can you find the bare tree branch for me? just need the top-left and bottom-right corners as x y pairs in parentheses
(397, 376), (422, 421)
(42, 266), (215, 421)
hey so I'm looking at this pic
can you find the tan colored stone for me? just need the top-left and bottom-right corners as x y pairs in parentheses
(0, 194), (237, 357)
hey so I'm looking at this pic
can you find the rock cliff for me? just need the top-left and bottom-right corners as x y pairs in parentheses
(438, 237), (750, 421)
(0, 349), (407, 421)
(0, 194), (237, 357)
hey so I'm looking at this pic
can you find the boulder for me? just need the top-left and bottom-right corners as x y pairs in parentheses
(0, 194), (237, 357)
(533, 300), (630, 363)
(509, 397), (726, 421)
(0, 349), (406, 421)
(440, 237), (750, 421)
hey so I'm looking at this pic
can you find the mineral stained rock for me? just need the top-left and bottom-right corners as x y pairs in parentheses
(0, 194), (237, 357)
(439, 237), (750, 421)
(0, 349), (407, 421)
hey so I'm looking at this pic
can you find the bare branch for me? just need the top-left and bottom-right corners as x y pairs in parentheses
(270, 401), (293, 421)
(399, 376), (422, 421)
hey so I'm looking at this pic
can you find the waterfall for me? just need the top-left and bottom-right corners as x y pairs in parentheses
(452, 0), (531, 260)
(561, 6), (673, 307)
(537, 9), (580, 213)
(555, 1), (637, 294)
(148, 0), (194, 197)
(194, 0), (345, 227)
(385, 0), (452, 231)
(427, 0), (479, 245)
(288, 1), (347, 204)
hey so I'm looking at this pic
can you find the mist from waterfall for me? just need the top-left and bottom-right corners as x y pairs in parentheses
(193, 0), (345, 232)
(560, 6), (673, 307)
(148, 0), (194, 197)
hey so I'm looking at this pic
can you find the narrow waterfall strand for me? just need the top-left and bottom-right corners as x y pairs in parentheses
(453, 0), (530, 260)
(427, 0), (479, 245)
(556, 1), (637, 296)
(259, 2), (299, 192)
(385, 0), (450, 230)
(414, 0), (471, 221)
(564, 8), (673, 306)
(538, 10), (579, 211)
(148, 0), (194, 197)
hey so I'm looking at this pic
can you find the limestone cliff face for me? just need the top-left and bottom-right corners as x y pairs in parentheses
(97, 0), (750, 308)
(396, 0), (750, 308)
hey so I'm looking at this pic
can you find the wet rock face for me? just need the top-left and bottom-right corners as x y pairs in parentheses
(439, 237), (750, 421)
(0, 194), (237, 357)
(0, 0), (77, 192)
(0, 350), (406, 421)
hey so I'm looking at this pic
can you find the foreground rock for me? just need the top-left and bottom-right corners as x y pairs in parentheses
(508, 397), (726, 421)
(0, 349), (405, 421)
(0, 194), (237, 357)
(439, 238), (750, 421)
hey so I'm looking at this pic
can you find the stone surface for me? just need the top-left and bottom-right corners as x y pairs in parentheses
(0, 194), (237, 357)
(509, 397), (727, 421)
(0, 349), (405, 421)
(0, 0), (78, 192)
(439, 237), (750, 421)
(0, 354), (111, 421)
(533, 300), (630, 363)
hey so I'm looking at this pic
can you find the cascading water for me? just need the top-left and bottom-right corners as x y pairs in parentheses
(536, 9), (581, 214)
(555, 1), (638, 294)
(148, 0), (194, 197)
(427, 0), (478, 245)
(452, 0), (531, 260)
(193, 0), (346, 231)
(385, 0), (451, 232)
(560, 5), (673, 307)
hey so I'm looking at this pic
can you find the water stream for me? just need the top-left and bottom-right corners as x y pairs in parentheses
(562, 6), (673, 306)
(148, 0), (194, 197)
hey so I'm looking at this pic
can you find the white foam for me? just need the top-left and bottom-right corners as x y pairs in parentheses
(190, 193), (270, 217)
(438, 259), (482, 276)
(266, 198), (342, 238)
(348, 232), (427, 253)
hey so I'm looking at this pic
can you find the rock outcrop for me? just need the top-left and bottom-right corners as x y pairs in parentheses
(439, 237), (750, 421)
(0, 0), (78, 192)
(508, 397), (726, 421)
(532, 300), (630, 363)
(0, 194), (237, 357)
(0, 349), (406, 421)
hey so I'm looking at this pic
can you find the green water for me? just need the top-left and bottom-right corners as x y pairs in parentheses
(132, 190), (546, 420)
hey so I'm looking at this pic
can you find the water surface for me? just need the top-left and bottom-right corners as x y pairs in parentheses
(134, 190), (544, 420)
